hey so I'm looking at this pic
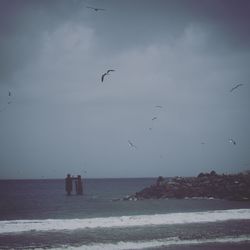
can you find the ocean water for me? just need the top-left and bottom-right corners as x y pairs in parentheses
(0, 178), (250, 249)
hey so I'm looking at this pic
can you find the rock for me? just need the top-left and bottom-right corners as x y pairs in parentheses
(156, 176), (165, 186)
(210, 170), (217, 176)
(198, 172), (205, 178)
(126, 171), (250, 201)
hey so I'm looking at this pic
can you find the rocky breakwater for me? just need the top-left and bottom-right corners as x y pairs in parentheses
(125, 171), (250, 201)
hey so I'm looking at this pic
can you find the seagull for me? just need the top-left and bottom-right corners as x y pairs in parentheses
(0, 91), (12, 112)
(101, 69), (115, 82)
(101, 73), (108, 82)
(152, 117), (157, 121)
(128, 140), (137, 149)
(229, 139), (236, 145)
(230, 83), (243, 92)
(86, 6), (105, 11)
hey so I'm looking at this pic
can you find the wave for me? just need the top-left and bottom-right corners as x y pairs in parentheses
(35, 235), (250, 250)
(1, 209), (250, 234)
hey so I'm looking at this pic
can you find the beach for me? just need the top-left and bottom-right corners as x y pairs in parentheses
(0, 178), (250, 249)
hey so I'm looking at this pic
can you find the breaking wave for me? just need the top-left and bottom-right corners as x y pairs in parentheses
(1, 209), (250, 234)
(35, 235), (250, 250)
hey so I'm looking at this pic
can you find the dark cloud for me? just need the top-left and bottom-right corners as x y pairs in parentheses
(81, 0), (250, 52)
(0, 0), (249, 178)
(1, 0), (250, 85)
(0, 0), (83, 85)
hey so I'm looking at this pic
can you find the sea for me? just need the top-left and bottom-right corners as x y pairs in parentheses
(0, 178), (250, 250)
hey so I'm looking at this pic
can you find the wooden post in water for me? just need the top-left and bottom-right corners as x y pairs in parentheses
(76, 175), (83, 195)
(65, 174), (83, 195)
(65, 174), (73, 195)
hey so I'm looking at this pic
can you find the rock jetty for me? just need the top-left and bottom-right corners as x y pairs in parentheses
(124, 171), (250, 201)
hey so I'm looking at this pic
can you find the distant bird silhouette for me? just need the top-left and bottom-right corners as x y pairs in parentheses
(230, 83), (243, 92)
(101, 73), (107, 82)
(155, 105), (163, 108)
(86, 6), (105, 11)
(8, 91), (12, 104)
(229, 139), (236, 145)
(0, 91), (12, 112)
(101, 69), (115, 82)
(152, 117), (157, 121)
(128, 140), (137, 149)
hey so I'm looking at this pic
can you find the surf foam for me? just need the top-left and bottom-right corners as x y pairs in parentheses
(1, 209), (250, 234)
(35, 235), (250, 250)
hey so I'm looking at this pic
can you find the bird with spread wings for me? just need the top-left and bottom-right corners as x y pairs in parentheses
(230, 83), (243, 92)
(229, 139), (236, 145)
(86, 6), (105, 11)
(128, 140), (137, 149)
(101, 69), (115, 82)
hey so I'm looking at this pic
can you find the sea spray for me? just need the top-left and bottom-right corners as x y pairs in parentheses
(1, 208), (250, 234)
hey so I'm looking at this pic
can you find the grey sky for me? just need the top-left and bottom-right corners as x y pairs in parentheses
(0, 0), (249, 179)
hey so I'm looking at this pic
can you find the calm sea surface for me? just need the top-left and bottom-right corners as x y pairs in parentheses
(0, 178), (250, 249)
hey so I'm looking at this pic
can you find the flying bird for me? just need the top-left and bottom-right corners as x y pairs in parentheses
(86, 6), (105, 11)
(155, 105), (163, 108)
(152, 117), (157, 121)
(128, 140), (137, 149)
(229, 139), (236, 145)
(230, 83), (243, 92)
(0, 91), (12, 112)
(101, 73), (107, 82)
(101, 69), (115, 82)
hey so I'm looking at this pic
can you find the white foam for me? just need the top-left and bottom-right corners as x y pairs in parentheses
(34, 235), (250, 250)
(1, 209), (250, 234)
